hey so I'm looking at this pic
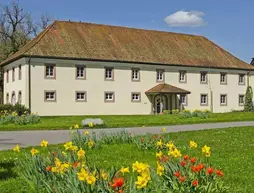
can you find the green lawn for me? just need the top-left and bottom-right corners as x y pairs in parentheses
(0, 126), (254, 192)
(2, 112), (254, 131)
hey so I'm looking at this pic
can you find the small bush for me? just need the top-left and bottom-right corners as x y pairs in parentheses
(0, 113), (40, 125)
(180, 109), (209, 119)
(81, 118), (104, 127)
(171, 109), (179, 114)
(0, 104), (30, 116)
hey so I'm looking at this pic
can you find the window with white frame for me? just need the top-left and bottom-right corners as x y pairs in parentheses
(105, 68), (113, 80)
(12, 67), (15, 82)
(156, 70), (164, 82)
(180, 95), (187, 105)
(76, 66), (85, 79)
(105, 92), (114, 102)
(132, 69), (140, 81)
(18, 65), (22, 80)
(179, 71), (186, 82)
(6, 93), (9, 103)
(45, 91), (56, 101)
(6, 70), (9, 83)
(200, 94), (208, 105)
(220, 94), (227, 105)
(45, 64), (55, 78)
(239, 74), (245, 85)
(132, 93), (141, 102)
(239, 95), (244, 106)
(220, 73), (227, 84)
(76, 92), (86, 101)
(18, 91), (22, 104)
(200, 72), (207, 83)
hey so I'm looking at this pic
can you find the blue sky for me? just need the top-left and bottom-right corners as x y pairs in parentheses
(1, 0), (253, 63)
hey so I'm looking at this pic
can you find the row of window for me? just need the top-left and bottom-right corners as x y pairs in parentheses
(6, 91), (22, 104)
(44, 64), (247, 85)
(6, 65), (22, 83)
(180, 94), (245, 106)
(44, 91), (141, 103)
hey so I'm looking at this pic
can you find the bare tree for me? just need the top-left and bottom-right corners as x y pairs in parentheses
(38, 14), (52, 30)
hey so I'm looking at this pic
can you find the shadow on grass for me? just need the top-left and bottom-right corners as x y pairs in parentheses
(0, 161), (17, 180)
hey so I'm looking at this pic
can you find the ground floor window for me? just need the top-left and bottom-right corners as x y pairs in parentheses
(239, 95), (244, 106)
(200, 94), (208, 106)
(6, 93), (9, 103)
(105, 92), (115, 102)
(76, 91), (86, 102)
(220, 94), (227, 106)
(11, 91), (16, 105)
(180, 95), (187, 105)
(131, 93), (141, 102)
(18, 91), (22, 104)
(45, 91), (56, 102)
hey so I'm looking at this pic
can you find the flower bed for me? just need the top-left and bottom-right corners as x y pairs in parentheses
(13, 126), (228, 193)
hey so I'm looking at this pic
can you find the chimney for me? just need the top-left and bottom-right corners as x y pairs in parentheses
(251, 58), (254, 65)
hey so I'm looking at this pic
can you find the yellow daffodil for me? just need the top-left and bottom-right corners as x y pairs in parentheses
(84, 131), (89, 135)
(77, 148), (86, 160)
(88, 122), (94, 127)
(156, 151), (163, 159)
(88, 140), (95, 148)
(120, 167), (130, 174)
(189, 141), (198, 149)
(132, 161), (150, 175)
(71, 145), (78, 151)
(86, 174), (96, 185)
(156, 139), (163, 148)
(62, 151), (67, 156)
(77, 168), (89, 181)
(157, 163), (164, 176)
(64, 141), (73, 150)
(101, 170), (108, 180)
(162, 128), (167, 132)
(202, 145), (211, 157)
(30, 148), (39, 156)
(13, 144), (20, 152)
(40, 140), (48, 147)
(74, 124), (79, 129)
(166, 141), (175, 150)
(136, 175), (149, 189)
(168, 148), (182, 158)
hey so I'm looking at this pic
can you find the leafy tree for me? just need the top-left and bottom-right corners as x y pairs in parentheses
(244, 86), (254, 112)
(0, 1), (52, 103)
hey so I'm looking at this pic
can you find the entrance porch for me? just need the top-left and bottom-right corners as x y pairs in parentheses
(145, 83), (191, 114)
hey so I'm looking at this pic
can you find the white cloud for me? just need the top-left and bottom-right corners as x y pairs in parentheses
(164, 10), (206, 27)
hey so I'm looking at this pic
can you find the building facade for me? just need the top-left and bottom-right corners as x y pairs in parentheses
(1, 21), (254, 116)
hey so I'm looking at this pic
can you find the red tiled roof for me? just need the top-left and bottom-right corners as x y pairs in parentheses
(1, 20), (253, 70)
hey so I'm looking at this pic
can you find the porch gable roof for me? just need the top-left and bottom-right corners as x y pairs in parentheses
(145, 83), (191, 94)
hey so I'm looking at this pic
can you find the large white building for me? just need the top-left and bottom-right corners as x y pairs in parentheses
(1, 21), (254, 116)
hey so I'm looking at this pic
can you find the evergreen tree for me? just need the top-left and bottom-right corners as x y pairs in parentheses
(244, 86), (254, 112)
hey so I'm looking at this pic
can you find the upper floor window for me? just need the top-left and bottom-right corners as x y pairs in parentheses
(239, 74), (245, 85)
(179, 71), (186, 83)
(200, 72), (207, 83)
(76, 91), (87, 102)
(156, 69), (164, 82)
(131, 92), (141, 102)
(180, 95), (187, 106)
(239, 95), (244, 106)
(6, 93), (9, 104)
(105, 67), (114, 80)
(220, 73), (227, 84)
(6, 70), (9, 83)
(12, 67), (15, 82)
(45, 64), (56, 79)
(132, 68), (140, 81)
(105, 92), (115, 102)
(18, 91), (22, 104)
(76, 65), (85, 79)
(45, 91), (56, 102)
(200, 94), (208, 106)
(220, 94), (227, 106)
(18, 65), (22, 80)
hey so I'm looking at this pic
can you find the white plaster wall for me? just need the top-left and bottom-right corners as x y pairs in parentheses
(3, 58), (28, 106)
(26, 57), (249, 116)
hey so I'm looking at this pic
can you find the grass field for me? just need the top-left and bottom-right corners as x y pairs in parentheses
(0, 126), (254, 192)
(2, 112), (254, 131)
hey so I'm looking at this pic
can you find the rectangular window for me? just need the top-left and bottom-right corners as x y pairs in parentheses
(45, 91), (56, 102)
(179, 71), (186, 83)
(156, 69), (164, 82)
(131, 92), (141, 102)
(105, 92), (115, 102)
(200, 94), (208, 106)
(12, 67), (15, 82)
(6, 93), (9, 104)
(76, 65), (85, 79)
(18, 91), (22, 104)
(76, 91), (87, 102)
(239, 95), (244, 106)
(132, 69), (140, 81)
(180, 95), (187, 105)
(105, 67), (114, 80)
(6, 70), (9, 83)
(45, 64), (56, 79)
(18, 65), (22, 80)
(200, 72), (207, 83)
(220, 94), (227, 106)
(220, 73), (227, 84)
(239, 74), (245, 85)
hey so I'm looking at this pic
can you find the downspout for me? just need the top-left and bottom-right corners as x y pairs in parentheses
(28, 58), (31, 111)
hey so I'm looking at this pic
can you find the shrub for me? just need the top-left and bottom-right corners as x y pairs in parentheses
(171, 109), (179, 114)
(0, 113), (40, 125)
(81, 118), (104, 127)
(180, 109), (209, 119)
(244, 86), (254, 112)
(0, 104), (30, 116)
